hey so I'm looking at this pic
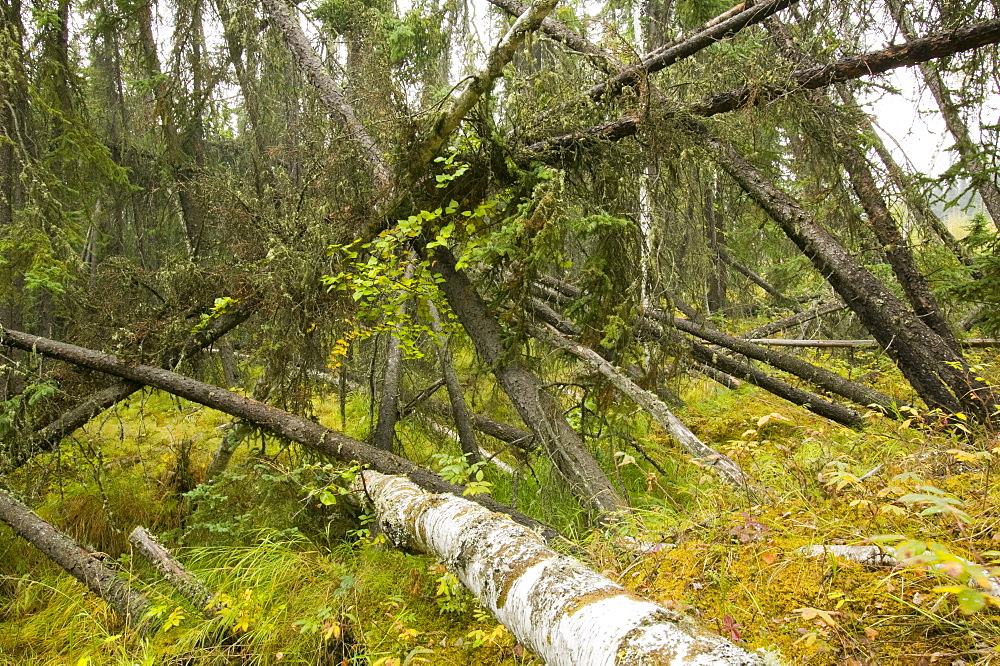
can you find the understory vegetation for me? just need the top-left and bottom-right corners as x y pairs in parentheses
(3, 340), (1000, 664)
(4, 0), (1000, 662)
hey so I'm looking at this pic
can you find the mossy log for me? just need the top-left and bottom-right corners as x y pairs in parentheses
(354, 471), (771, 665)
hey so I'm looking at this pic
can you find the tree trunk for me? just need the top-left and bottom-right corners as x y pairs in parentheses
(634, 318), (866, 427)
(743, 301), (844, 339)
(887, 0), (1000, 230)
(428, 302), (481, 465)
(668, 315), (902, 413)
(373, 257), (416, 451)
(0, 327), (566, 542)
(762, 20), (961, 353)
(204, 422), (253, 483)
(135, 0), (205, 252)
(716, 247), (800, 311)
(422, 399), (536, 452)
(534, 323), (751, 488)
(425, 246), (626, 516)
(129, 526), (218, 616)
(0, 487), (152, 629)
(834, 83), (977, 271)
(10, 300), (255, 470)
(260, 0), (392, 191)
(695, 124), (997, 424)
(354, 472), (767, 666)
(0, 0), (26, 402)
(531, 279), (867, 426)
(587, 0), (797, 101)
(704, 179), (728, 313)
(216, 339), (241, 389)
(527, 17), (1000, 154)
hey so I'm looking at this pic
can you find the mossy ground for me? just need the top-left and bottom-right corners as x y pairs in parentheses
(2, 346), (1000, 664)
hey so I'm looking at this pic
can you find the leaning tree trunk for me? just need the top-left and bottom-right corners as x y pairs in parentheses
(667, 314), (902, 414)
(636, 318), (866, 427)
(693, 123), (997, 425)
(0, 486), (152, 629)
(0, 326), (565, 542)
(373, 256), (416, 451)
(354, 472), (767, 666)
(533, 323), (751, 488)
(428, 302), (481, 465)
(9, 299), (254, 471)
(762, 19), (961, 353)
(834, 83), (977, 271)
(421, 399), (536, 452)
(129, 526), (218, 617)
(532, 279), (866, 427)
(425, 246), (626, 517)
(742, 301), (844, 339)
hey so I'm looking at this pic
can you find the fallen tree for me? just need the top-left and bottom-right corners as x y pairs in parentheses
(426, 246), (626, 517)
(531, 278), (866, 427)
(526, 16), (1000, 153)
(7, 299), (255, 472)
(0, 325), (566, 542)
(742, 302), (845, 339)
(532, 322), (752, 488)
(130, 526), (220, 617)
(668, 315), (903, 413)
(0, 485), (152, 629)
(353, 471), (770, 665)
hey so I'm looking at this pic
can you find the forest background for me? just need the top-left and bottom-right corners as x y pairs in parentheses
(3, 0), (1000, 663)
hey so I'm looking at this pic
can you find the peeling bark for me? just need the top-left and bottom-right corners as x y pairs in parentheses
(355, 472), (769, 666)
(0, 486), (152, 629)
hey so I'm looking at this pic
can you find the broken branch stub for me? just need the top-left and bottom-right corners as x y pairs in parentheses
(355, 471), (770, 665)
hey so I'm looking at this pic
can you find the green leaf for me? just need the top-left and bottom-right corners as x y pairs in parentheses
(957, 587), (986, 614)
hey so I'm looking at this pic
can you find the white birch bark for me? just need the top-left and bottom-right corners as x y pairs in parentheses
(799, 544), (1000, 597)
(355, 471), (772, 666)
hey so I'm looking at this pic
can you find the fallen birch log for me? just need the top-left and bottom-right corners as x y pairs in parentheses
(799, 544), (1000, 596)
(355, 471), (771, 665)
(0, 486), (152, 629)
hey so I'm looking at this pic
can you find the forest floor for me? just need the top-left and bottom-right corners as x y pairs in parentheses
(1, 346), (999, 665)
